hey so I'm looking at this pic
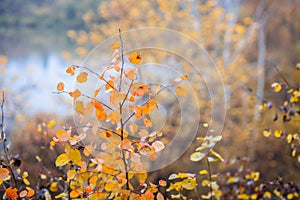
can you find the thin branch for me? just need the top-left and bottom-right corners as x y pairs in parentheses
(118, 29), (125, 93)
(206, 157), (213, 200)
(1, 91), (4, 140)
(123, 81), (182, 126)
(0, 91), (17, 187)
(74, 65), (117, 91)
(53, 91), (113, 111)
(118, 29), (130, 190)
(271, 64), (296, 89)
(120, 79), (135, 109)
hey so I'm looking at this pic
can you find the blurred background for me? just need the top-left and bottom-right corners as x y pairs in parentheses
(0, 0), (299, 194)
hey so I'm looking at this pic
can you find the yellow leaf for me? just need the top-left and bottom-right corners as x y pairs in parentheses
(129, 51), (142, 64)
(109, 110), (121, 124)
(110, 41), (120, 50)
(287, 193), (294, 199)
(83, 145), (93, 157)
(49, 182), (58, 192)
(47, 120), (56, 128)
(55, 153), (70, 167)
(274, 130), (282, 138)
(77, 72), (88, 83)
(75, 100), (85, 115)
(292, 149), (296, 157)
(263, 191), (272, 198)
(175, 86), (187, 97)
(69, 149), (81, 164)
(182, 178), (197, 190)
(201, 179), (210, 187)
(67, 170), (77, 181)
(263, 129), (271, 137)
(190, 152), (205, 162)
(57, 82), (64, 91)
(271, 82), (282, 92)
(210, 149), (224, 162)
(199, 170), (208, 175)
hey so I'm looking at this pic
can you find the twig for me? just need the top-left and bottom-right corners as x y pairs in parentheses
(73, 65), (117, 91)
(1, 91), (17, 187)
(123, 82), (182, 126)
(118, 29), (125, 93)
(53, 91), (113, 111)
(206, 157), (213, 200)
(1, 91), (4, 140)
(271, 64), (296, 89)
(118, 29), (130, 190)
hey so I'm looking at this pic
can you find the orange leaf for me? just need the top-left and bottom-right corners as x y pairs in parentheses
(112, 61), (120, 72)
(0, 168), (9, 179)
(56, 130), (70, 142)
(159, 180), (167, 187)
(19, 190), (27, 198)
(129, 96), (135, 102)
(57, 82), (64, 91)
(124, 68), (137, 80)
(181, 75), (188, 80)
(110, 91), (126, 107)
(69, 89), (81, 99)
(94, 100), (104, 110)
(5, 187), (18, 199)
(143, 118), (152, 127)
(152, 141), (165, 152)
(175, 86), (187, 97)
(84, 101), (94, 115)
(131, 82), (149, 96)
(129, 51), (142, 64)
(66, 65), (76, 75)
(110, 41), (120, 50)
(143, 99), (158, 114)
(26, 187), (35, 198)
(105, 80), (115, 91)
(75, 100), (85, 115)
(94, 88), (100, 98)
(76, 72), (88, 83)
(70, 189), (81, 198)
(109, 110), (121, 124)
(95, 108), (107, 121)
(120, 138), (132, 150)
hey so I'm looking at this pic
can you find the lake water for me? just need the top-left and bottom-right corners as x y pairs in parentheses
(3, 53), (75, 117)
